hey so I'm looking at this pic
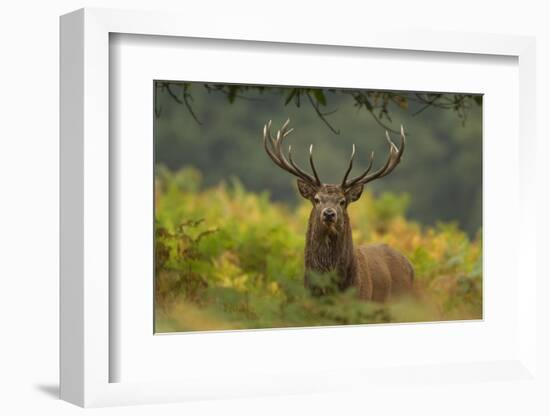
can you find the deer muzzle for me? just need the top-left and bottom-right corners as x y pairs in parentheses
(322, 207), (337, 224)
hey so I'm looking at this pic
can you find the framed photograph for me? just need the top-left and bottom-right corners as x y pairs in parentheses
(60, 8), (539, 408)
(152, 80), (483, 333)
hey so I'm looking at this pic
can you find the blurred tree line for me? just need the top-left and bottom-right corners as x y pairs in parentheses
(154, 82), (482, 236)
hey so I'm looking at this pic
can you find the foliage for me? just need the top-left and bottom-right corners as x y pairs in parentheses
(155, 166), (482, 333)
(155, 81), (481, 134)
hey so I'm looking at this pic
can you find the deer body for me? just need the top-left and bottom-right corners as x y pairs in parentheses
(303, 185), (413, 301)
(263, 119), (414, 302)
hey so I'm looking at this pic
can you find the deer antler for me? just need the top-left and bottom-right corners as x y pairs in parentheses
(263, 119), (321, 186)
(341, 125), (406, 189)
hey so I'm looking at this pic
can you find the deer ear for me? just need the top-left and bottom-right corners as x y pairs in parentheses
(297, 179), (317, 200)
(345, 183), (364, 203)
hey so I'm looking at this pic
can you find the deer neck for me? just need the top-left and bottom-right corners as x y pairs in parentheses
(304, 212), (355, 289)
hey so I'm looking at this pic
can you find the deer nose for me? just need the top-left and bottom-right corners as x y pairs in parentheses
(322, 208), (336, 222)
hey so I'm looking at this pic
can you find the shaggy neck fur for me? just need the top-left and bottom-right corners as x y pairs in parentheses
(304, 210), (356, 292)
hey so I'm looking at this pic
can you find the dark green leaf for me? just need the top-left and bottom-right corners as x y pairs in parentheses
(312, 89), (327, 106)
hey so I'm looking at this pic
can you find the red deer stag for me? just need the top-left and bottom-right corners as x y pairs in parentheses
(263, 119), (414, 302)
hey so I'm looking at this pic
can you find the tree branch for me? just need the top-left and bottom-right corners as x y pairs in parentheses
(306, 92), (340, 134)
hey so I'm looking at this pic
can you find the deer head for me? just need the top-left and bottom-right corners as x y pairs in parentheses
(263, 119), (406, 235)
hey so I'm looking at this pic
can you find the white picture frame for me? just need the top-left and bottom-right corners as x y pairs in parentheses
(60, 7), (539, 408)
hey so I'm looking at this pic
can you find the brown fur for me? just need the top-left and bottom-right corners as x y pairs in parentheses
(354, 244), (414, 301)
(301, 183), (414, 302)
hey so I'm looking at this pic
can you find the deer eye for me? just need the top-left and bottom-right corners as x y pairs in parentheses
(339, 199), (346, 206)
(314, 196), (321, 204)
